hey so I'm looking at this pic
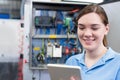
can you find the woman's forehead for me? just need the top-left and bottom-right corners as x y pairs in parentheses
(78, 13), (103, 23)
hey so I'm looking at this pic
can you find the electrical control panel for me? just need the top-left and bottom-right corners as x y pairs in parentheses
(30, 1), (86, 69)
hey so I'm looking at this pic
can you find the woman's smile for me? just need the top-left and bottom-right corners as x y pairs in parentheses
(83, 38), (95, 45)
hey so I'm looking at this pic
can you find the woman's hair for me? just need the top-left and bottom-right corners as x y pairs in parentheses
(76, 4), (108, 47)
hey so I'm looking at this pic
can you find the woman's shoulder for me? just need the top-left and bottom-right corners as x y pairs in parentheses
(65, 53), (84, 65)
(69, 53), (83, 60)
(107, 47), (119, 54)
(108, 47), (120, 60)
(109, 47), (120, 56)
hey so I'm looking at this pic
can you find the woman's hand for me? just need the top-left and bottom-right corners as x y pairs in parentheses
(70, 76), (79, 80)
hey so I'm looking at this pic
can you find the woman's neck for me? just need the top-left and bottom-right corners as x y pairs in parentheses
(85, 46), (107, 59)
(84, 46), (107, 68)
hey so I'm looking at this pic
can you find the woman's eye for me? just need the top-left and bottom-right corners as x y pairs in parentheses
(92, 28), (98, 30)
(91, 24), (99, 30)
(80, 27), (85, 30)
(78, 27), (85, 30)
(78, 24), (85, 30)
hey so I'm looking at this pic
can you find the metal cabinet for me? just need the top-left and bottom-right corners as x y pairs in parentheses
(28, 0), (87, 69)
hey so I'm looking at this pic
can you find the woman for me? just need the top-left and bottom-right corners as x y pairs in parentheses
(66, 4), (120, 80)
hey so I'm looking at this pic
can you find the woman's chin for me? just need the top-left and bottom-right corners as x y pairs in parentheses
(83, 45), (96, 51)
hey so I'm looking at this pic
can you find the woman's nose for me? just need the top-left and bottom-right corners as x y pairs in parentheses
(84, 29), (92, 37)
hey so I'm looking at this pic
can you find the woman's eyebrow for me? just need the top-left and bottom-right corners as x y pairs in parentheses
(78, 23), (85, 27)
(90, 24), (100, 27)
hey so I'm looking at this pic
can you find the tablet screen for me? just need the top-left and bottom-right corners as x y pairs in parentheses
(47, 64), (82, 80)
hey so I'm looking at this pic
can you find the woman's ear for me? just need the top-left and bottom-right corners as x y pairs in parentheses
(105, 24), (109, 35)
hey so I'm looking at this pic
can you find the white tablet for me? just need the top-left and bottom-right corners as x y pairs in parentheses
(47, 64), (82, 80)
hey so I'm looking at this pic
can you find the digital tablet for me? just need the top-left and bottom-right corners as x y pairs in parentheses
(47, 64), (82, 80)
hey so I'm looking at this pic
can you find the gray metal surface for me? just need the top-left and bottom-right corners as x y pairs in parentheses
(0, 62), (18, 80)
(102, 1), (120, 53)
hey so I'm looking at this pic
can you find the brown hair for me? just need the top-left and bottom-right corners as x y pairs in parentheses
(77, 4), (108, 47)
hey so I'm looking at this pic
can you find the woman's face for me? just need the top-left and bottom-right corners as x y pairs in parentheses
(77, 12), (109, 51)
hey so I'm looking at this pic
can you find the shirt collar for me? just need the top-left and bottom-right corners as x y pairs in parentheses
(75, 47), (116, 65)
(102, 47), (116, 62)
